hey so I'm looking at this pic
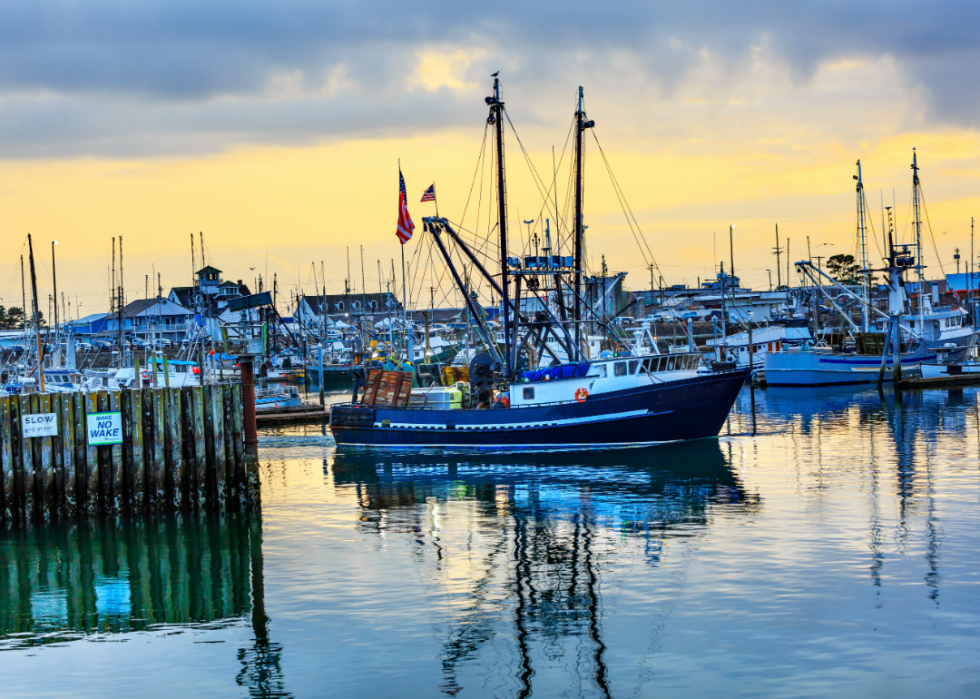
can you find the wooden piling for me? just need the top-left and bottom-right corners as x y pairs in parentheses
(38, 393), (55, 523)
(59, 393), (76, 519)
(192, 387), (207, 508)
(166, 388), (183, 511)
(149, 388), (166, 508)
(127, 389), (145, 511)
(1, 396), (13, 524)
(24, 394), (38, 523)
(96, 390), (110, 514)
(108, 391), (124, 514)
(211, 385), (227, 508)
(72, 393), (88, 518)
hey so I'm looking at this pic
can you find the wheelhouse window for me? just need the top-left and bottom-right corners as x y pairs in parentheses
(523, 387), (535, 400)
(614, 362), (627, 377)
(628, 360), (639, 374)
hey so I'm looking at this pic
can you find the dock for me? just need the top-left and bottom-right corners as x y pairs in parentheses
(898, 373), (980, 390)
(256, 403), (330, 426)
(0, 384), (258, 527)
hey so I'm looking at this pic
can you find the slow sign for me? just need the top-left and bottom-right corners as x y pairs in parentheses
(22, 413), (58, 438)
(87, 412), (123, 446)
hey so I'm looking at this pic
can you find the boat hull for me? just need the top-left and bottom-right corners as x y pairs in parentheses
(330, 369), (749, 450)
(764, 349), (936, 386)
(925, 331), (976, 361)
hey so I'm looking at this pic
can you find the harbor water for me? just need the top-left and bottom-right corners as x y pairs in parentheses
(2, 385), (979, 697)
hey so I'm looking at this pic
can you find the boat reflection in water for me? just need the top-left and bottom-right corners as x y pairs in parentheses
(328, 440), (761, 697)
(0, 516), (290, 699)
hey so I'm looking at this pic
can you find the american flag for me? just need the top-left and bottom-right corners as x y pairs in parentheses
(420, 184), (436, 203)
(396, 170), (415, 244)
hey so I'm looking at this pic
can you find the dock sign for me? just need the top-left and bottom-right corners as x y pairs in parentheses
(22, 413), (58, 438)
(87, 412), (123, 446)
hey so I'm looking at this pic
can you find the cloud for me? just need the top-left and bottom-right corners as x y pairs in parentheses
(0, 1), (977, 157)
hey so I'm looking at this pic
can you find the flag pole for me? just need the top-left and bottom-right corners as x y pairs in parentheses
(433, 182), (439, 218)
(399, 159), (411, 364)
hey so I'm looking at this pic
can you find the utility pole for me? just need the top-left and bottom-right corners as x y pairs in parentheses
(729, 225), (736, 289)
(786, 238), (791, 289)
(773, 224), (782, 289)
(767, 269), (772, 292)
(955, 247), (961, 275)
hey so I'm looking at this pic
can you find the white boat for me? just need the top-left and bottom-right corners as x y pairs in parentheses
(255, 383), (302, 411)
(919, 344), (980, 378)
(705, 320), (812, 368)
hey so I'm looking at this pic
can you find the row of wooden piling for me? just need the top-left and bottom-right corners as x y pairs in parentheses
(0, 384), (258, 527)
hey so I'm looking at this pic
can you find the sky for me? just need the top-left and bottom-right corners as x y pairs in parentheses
(1, 0), (979, 317)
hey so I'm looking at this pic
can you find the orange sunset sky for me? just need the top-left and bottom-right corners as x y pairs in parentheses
(1, 3), (978, 316)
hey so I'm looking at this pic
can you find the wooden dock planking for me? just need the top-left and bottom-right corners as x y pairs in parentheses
(0, 385), (252, 527)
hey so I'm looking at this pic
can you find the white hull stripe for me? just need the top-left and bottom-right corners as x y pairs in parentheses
(374, 408), (665, 431)
(340, 439), (679, 452)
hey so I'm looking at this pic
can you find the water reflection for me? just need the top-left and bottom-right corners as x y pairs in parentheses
(326, 442), (760, 696)
(0, 515), (290, 697)
(730, 385), (969, 607)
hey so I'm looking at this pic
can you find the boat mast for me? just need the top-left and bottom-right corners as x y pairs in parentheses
(911, 149), (925, 330)
(573, 87), (585, 357)
(855, 160), (869, 332)
(27, 234), (45, 392)
(487, 75), (511, 376)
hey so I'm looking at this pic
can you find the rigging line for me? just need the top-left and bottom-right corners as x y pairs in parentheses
(917, 188), (947, 277)
(864, 191), (884, 262)
(459, 123), (490, 232)
(592, 133), (652, 270)
(590, 131), (660, 273)
(503, 111), (565, 226)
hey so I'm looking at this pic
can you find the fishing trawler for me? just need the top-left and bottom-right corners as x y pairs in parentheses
(331, 77), (748, 450)
(764, 152), (967, 386)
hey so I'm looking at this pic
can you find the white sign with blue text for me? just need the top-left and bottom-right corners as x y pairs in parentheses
(22, 413), (58, 438)
(87, 412), (123, 446)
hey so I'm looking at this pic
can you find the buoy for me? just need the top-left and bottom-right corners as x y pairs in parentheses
(575, 387), (588, 402)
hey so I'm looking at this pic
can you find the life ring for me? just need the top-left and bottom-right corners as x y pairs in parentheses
(575, 387), (588, 403)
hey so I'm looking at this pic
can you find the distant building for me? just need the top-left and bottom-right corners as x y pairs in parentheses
(168, 266), (255, 341)
(295, 293), (402, 329)
(101, 298), (196, 342)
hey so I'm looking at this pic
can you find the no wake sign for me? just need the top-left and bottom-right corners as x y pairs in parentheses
(87, 412), (123, 446)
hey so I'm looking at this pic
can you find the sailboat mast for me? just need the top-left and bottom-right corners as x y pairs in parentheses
(911, 149), (924, 327)
(20, 255), (27, 333)
(855, 160), (869, 332)
(488, 76), (511, 376)
(27, 234), (45, 392)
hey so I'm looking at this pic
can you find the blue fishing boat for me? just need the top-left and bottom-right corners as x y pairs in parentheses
(331, 77), (748, 451)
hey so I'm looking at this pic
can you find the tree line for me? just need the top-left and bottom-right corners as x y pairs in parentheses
(0, 306), (45, 329)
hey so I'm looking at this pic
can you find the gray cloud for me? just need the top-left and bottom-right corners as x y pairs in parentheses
(0, 0), (977, 157)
